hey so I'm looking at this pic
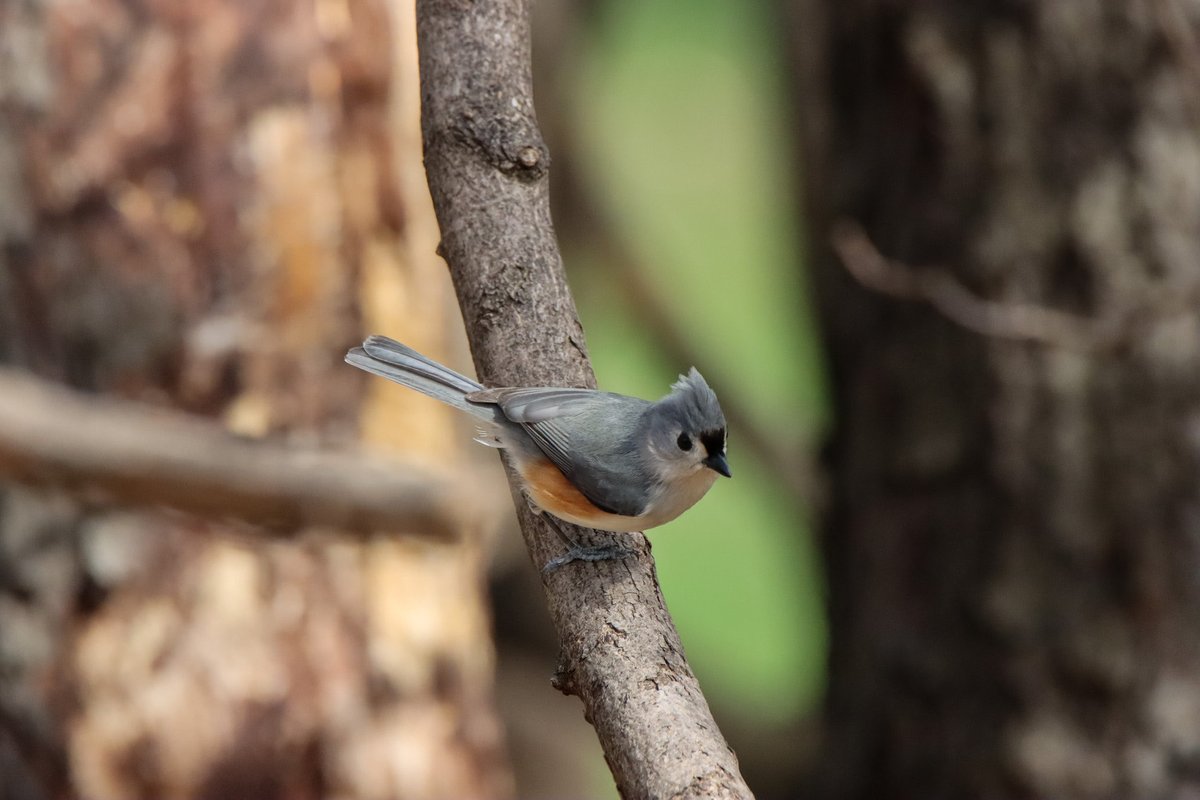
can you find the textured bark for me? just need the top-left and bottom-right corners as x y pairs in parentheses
(790, 1), (1200, 798)
(415, 1), (753, 798)
(0, 1), (510, 798)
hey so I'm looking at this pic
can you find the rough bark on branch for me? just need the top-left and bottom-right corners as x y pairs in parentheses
(0, 368), (475, 540)
(415, 1), (754, 797)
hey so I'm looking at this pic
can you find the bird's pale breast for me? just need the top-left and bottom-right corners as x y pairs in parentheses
(518, 455), (716, 533)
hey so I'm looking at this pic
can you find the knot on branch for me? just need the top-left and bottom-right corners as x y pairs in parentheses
(445, 111), (550, 182)
(488, 132), (549, 181)
(551, 654), (578, 696)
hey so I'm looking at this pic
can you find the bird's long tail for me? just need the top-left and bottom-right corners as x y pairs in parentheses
(345, 335), (497, 421)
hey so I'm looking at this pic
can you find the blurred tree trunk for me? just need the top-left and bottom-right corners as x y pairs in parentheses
(0, 1), (510, 798)
(790, 2), (1200, 798)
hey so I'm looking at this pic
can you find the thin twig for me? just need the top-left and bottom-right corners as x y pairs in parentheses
(0, 368), (479, 540)
(833, 220), (1200, 353)
(534, 65), (818, 501)
(1148, 0), (1200, 122)
(558, 152), (819, 502)
(617, 264), (819, 499)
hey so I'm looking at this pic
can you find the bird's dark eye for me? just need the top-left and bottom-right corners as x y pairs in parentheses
(677, 433), (693, 451)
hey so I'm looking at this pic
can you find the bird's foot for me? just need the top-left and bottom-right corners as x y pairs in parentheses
(542, 543), (638, 573)
(529, 504), (638, 572)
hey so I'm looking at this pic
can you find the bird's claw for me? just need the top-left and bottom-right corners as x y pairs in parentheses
(542, 544), (638, 573)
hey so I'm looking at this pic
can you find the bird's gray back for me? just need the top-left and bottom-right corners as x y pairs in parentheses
(467, 387), (655, 517)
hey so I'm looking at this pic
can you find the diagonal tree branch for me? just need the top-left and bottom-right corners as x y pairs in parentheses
(414, 1), (754, 797)
(0, 368), (477, 540)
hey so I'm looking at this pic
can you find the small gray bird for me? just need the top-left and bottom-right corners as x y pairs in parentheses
(346, 336), (730, 565)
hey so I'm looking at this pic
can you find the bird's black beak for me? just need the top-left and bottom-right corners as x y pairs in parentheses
(704, 452), (732, 478)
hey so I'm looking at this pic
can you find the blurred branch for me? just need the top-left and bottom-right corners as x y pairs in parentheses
(624, 267), (817, 496)
(0, 368), (476, 540)
(530, 22), (818, 503)
(1149, 0), (1200, 118)
(833, 220), (1094, 347)
(574, 175), (819, 503)
(416, 1), (754, 797)
(831, 220), (1200, 352)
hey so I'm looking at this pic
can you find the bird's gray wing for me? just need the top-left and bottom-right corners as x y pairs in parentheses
(465, 387), (648, 516)
(467, 387), (601, 475)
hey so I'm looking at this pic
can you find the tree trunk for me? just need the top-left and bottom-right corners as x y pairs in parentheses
(0, 1), (510, 797)
(790, 2), (1200, 798)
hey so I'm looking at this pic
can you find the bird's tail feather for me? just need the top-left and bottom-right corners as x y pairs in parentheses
(345, 335), (496, 421)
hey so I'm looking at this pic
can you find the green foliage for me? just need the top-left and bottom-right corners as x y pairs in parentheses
(565, 0), (830, 721)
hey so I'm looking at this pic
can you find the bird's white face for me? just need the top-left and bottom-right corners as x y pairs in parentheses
(648, 427), (709, 480)
(646, 422), (728, 486)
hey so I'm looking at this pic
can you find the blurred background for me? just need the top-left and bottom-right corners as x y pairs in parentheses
(3, 0), (1200, 798)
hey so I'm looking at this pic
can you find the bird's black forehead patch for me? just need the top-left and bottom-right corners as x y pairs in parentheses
(701, 428), (726, 455)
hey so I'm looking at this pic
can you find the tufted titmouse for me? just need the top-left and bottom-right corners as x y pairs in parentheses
(346, 335), (730, 565)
